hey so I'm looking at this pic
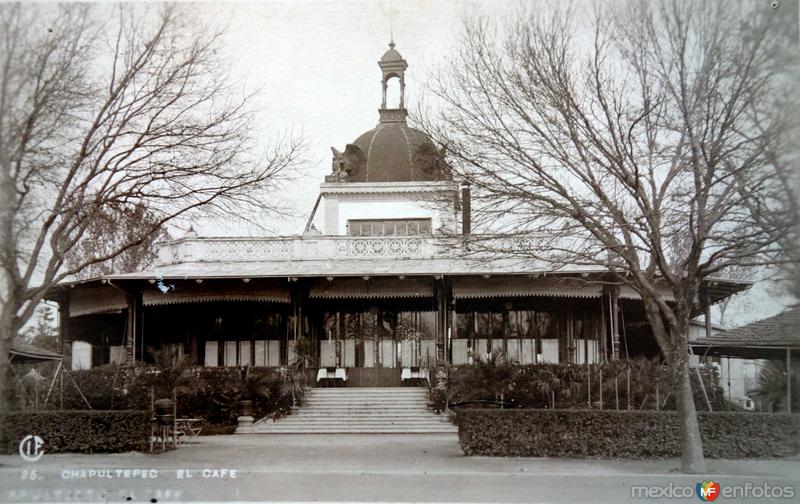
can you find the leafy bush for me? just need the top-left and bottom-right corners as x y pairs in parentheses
(751, 360), (800, 413)
(50, 366), (150, 411)
(430, 356), (726, 411)
(29, 366), (294, 429)
(457, 409), (800, 458)
(0, 410), (150, 454)
(186, 367), (292, 425)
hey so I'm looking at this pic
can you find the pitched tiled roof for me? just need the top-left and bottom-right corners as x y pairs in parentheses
(694, 306), (800, 349)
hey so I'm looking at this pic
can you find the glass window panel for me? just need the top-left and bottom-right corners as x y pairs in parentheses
(418, 312), (436, 339)
(347, 219), (432, 237)
(574, 318), (584, 341)
(492, 313), (504, 338)
(344, 312), (362, 339)
(477, 312), (492, 337)
(455, 312), (476, 339)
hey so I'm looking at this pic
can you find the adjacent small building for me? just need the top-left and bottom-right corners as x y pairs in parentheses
(692, 306), (799, 413)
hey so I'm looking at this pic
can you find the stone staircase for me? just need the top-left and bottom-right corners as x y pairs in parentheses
(240, 387), (456, 434)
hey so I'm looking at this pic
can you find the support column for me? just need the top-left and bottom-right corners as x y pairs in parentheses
(286, 278), (307, 367)
(606, 287), (620, 360)
(435, 276), (450, 363)
(125, 289), (143, 365)
(57, 297), (70, 360)
(599, 296), (608, 363)
(787, 348), (792, 414)
(704, 288), (713, 340)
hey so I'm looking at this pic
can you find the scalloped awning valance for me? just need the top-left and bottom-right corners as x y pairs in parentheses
(452, 276), (603, 300)
(308, 277), (434, 299)
(69, 282), (290, 317)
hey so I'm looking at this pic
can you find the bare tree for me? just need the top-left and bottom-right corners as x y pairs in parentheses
(0, 4), (302, 412)
(64, 203), (172, 280)
(421, 0), (798, 472)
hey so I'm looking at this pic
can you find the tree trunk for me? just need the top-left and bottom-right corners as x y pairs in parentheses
(674, 349), (706, 473)
(0, 329), (9, 415)
(642, 296), (706, 473)
(0, 313), (15, 416)
(0, 315), (17, 447)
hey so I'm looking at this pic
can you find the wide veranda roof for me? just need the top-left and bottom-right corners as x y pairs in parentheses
(691, 306), (800, 359)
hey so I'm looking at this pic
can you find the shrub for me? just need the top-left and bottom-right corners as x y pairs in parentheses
(56, 366), (150, 410)
(457, 409), (800, 458)
(430, 357), (726, 411)
(186, 367), (291, 425)
(0, 410), (150, 454)
(30, 366), (294, 428)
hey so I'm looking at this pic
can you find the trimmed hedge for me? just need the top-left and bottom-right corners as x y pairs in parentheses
(0, 410), (150, 454)
(457, 409), (800, 458)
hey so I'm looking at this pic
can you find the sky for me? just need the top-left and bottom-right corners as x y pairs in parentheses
(173, 1), (793, 326)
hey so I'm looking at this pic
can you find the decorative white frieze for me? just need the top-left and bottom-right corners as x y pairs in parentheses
(154, 234), (559, 267)
(334, 237), (424, 257)
(203, 239), (292, 261)
(156, 235), (439, 266)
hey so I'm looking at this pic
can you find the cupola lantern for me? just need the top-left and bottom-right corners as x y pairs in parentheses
(378, 40), (408, 123)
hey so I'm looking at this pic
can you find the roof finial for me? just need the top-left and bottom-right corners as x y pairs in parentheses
(389, 0), (395, 49)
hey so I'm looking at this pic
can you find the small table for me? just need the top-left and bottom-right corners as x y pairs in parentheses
(316, 367), (347, 385)
(401, 367), (429, 382)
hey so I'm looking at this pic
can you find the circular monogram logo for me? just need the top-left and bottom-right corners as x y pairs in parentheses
(19, 435), (45, 462)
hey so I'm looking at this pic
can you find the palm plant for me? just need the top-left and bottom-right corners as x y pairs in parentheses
(452, 349), (515, 406)
(526, 365), (562, 409)
(223, 366), (272, 402)
(140, 346), (195, 403)
(752, 360), (798, 413)
(279, 367), (306, 407)
(429, 358), (458, 413)
(292, 337), (316, 372)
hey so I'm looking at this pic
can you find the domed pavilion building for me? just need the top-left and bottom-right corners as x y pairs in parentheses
(46, 44), (746, 426)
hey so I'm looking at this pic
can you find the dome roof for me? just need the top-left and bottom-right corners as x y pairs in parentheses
(348, 123), (450, 183)
(381, 47), (404, 62)
(380, 41), (404, 63)
(325, 42), (450, 184)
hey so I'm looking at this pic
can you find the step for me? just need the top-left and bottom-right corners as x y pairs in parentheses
(309, 390), (427, 394)
(308, 388), (428, 396)
(309, 387), (427, 391)
(257, 416), (450, 424)
(244, 429), (457, 434)
(304, 396), (427, 400)
(248, 423), (455, 429)
(265, 417), (451, 423)
(286, 408), (438, 418)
